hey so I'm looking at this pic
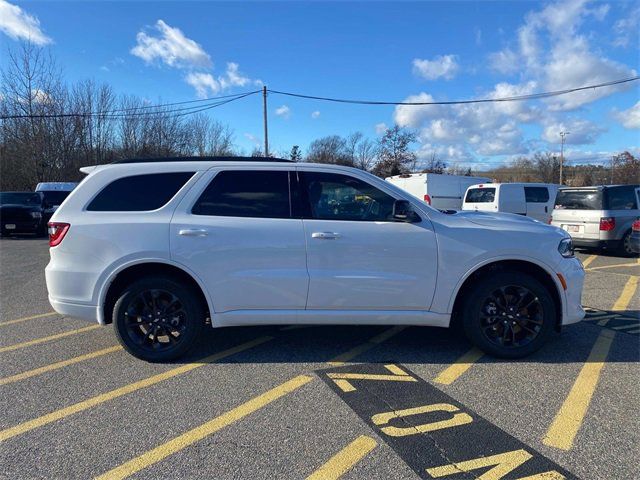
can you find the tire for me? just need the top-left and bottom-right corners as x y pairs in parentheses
(618, 230), (635, 257)
(460, 271), (556, 359)
(112, 275), (205, 362)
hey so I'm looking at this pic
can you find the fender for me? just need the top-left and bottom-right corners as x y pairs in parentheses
(95, 256), (216, 325)
(445, 254), (566, 320)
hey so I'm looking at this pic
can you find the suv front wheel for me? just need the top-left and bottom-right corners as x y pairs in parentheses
(461, 272), (556, 358)
(113, 276), (205, 362)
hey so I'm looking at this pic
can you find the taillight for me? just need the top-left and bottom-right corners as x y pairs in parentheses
(48, 222), (70, 247)
(424, 194), (431, 204)
(599, 217), (615, 231)
(632, 219), (640, 232)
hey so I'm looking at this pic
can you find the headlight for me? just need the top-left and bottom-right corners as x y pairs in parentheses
(30, 211), (42, 219)
(558, 237), (574, 258)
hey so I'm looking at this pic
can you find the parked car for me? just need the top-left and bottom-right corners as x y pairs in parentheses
(551, 185), (640, 256)
(630, 218), (640, 255)
(462, 183), (559, 223)
(35, 182), (78, 227)
(386, 173), (491, 210)
(46, 157), (584, 361)
(0, 191), (46, 236)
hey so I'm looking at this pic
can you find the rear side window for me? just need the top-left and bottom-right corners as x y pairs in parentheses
(555, 190), (602, 210)
(606, 186), (638, 210)
(524, 187), (550, 203)
(465, 188), (495, 203)
(192, 170), (291, 218)
(87, 172), (194, 211)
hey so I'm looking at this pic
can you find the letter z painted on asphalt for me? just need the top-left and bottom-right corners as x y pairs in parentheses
(319, 363), (577, 479)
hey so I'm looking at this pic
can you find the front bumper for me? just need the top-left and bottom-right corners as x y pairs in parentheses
(557, 257), (585, 325)
(1, 220), (41, 235)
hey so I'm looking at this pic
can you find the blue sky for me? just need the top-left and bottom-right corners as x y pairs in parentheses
(1, 0), (638, 169)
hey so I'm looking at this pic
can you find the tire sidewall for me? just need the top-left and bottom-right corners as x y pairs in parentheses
(113, 276), (204, 362)
(462, 271), (556, 359)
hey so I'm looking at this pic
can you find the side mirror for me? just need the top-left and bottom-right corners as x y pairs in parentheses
(392, 199), (413, 221)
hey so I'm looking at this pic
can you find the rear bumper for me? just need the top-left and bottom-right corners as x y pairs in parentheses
(631, 232), (640, 254)
(572, 238), (620, 250)
(48, 296), (100, 323)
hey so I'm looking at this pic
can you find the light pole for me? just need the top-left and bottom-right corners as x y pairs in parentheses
(559, 131), (570, 185)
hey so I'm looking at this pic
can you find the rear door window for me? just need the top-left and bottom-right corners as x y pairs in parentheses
(524, 187), (550, 203)
(554, 190), (603, 210)
(465, 188), (496, 203)
(87, 172), (194, 211)
(192, 170), (291, 218)
(605, 186), (638, 210)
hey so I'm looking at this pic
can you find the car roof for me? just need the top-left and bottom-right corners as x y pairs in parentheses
(110, 156), (292, 164)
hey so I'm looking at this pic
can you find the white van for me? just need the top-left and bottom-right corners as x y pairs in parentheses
(462, 183), (559, 223)
(386, 173), (491, 210)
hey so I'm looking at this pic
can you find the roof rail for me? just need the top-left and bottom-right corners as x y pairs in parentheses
(110, 156), (292, 164)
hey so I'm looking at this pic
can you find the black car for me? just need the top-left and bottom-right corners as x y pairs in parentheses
(0, 192), (47, 237)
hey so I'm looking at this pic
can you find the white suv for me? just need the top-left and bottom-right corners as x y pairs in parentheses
(46, 158), (585, 361)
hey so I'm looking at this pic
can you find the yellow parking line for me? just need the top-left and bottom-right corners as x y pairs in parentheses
(0, 345), (123, 386)
(0, 325), (101, 353)
(433, 347), (484, 385)
(543, 330), (615, 450)
(94, 375), (313, 480)
(0, 336), (272, 443)
(0, 312), (58, 327)
(612, 276), (638, 312)
(586, 261), (640, 271)
(306, 435), (377, 480)
(328, 326), (406, 366)
(581, 255), (597, 269)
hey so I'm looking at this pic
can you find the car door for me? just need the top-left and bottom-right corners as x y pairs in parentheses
(297, 169), (438, 311)
(524, 186), (551, 222)
(171, 167), (309, 314)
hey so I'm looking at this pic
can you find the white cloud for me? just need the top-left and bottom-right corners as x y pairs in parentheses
(0, 0), (51, 45)
(244, 133), (260, 147)
(275, 105), (291, 119)
(488, 0), (636, 111)
(375, 123), (387, 135)
(185, 72), (220, 98)
(540, 118), (605, 144)
(311, 110), (320, 119)
(614, 102), (640, 129)
(131, 20), (211, 69)
(394, 93), (442, 129)
(412, 55), (459, 80)
(184, 63), (252, 98)
(488, 48), (519, 75)
(612, 7), (640, 47)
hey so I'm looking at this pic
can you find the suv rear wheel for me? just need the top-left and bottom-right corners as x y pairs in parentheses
(112, 276), (205, 362)
(461, 271), (556, 358)
(619, 230), (635, 257)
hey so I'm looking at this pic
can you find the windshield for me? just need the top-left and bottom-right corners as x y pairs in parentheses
(41, 190), (70, 206)
(555, 190), (603, 210)
(0, 192), (42, 206)
(465, 188), (496, 203)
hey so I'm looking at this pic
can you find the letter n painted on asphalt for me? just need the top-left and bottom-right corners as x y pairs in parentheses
(426, 449), (566, 479)
(372, 403), (473, 437)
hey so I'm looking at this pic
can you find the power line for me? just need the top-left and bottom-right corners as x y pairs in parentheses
(268, 76), (640, 106)
(0, 90), (261, 120)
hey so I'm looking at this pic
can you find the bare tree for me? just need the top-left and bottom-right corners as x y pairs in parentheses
(372, 125), (417, 177)
(306, 135), (352, 166)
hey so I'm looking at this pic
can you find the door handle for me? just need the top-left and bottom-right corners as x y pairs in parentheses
(312, 232), (340, 240)
(178, 228), (208, 237)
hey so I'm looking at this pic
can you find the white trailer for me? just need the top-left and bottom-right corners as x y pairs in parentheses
(386, 173), (491, 210)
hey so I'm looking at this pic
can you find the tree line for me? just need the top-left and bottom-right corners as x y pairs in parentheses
(1, 43), (637, 191)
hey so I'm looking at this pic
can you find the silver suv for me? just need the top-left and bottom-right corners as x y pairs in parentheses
(551, 185), (640, 256)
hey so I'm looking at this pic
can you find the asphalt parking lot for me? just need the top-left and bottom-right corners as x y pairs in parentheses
(0, 238), (638, 480)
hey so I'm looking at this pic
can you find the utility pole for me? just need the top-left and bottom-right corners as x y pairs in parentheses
(262, 86), (269, 157)
(559, 131), (569, 185)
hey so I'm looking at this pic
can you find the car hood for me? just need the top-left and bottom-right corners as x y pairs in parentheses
(453, 210), (566, 235)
